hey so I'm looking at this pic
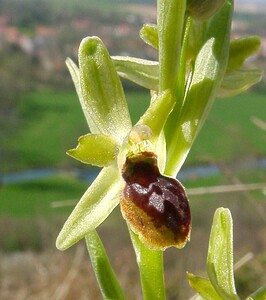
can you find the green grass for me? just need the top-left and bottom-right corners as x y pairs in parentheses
(1, 89), (265, 220)
(0, 175), (88, 217)
(5, 89), (265, 171)
(185, 92), (266, 165)
(3, 89), (150, 172)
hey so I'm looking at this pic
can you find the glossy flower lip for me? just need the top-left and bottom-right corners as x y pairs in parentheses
(121, 151), (191, 250)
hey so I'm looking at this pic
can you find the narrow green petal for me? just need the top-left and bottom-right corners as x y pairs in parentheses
(112, 56), (159, 91)
(67, 134), (119, 167)
(140, 23), (158, 49)
(85, 231), (125, 300)
(218, 68), (263, 98)
(56, 165), (123, 251)
(129, 227), (166, 300)
(207, 208), (239, 300)
(227, 36), (261, 70)
(79, 36), (132, 143)
(187, 273), (223, 300)
(131, 91), (173, 172)
(65, 58), (99, 133)
(137, 90), (175, 139)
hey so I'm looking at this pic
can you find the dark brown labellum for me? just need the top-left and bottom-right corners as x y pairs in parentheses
(121, 151), (191, 250)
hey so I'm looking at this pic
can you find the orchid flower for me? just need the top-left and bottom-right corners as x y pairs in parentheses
(55, 0), (263, 298)
(56, 0), (261, 252)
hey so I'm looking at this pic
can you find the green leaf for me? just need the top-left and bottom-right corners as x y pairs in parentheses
(129, 227), (166, 300)
(157, 0), (186, 92)
(112, 56), (159, 91)
(85, 231), (125, 300)
(79, 36), (132, 143)
(227, 36), (261, 70)
(246, 285), (266, 300)
(164, 0), (233, 176)
(67, 134), (119, 167)
(218, 68), (263, 98)
(187, 273), (223, 300)
(207, 208), (238, 300)
(56, 165), (123, 250)
(140, 23), (158, 49)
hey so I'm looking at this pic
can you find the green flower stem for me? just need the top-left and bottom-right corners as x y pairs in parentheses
(157, 0), (186, 93)
(176, 16), (193, 108)
(85, 231), (125, 300)
(164, 17), (193, 147)
(129, 228), (166, 300)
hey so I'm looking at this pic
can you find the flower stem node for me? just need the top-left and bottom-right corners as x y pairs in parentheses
(121, 151), (191, 250)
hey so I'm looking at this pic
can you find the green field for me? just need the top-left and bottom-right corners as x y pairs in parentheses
(0, 89), (265, 298)
(3, 90), (151, 172)
(1, 89), (265, 219)
(3, 89), (266, 171)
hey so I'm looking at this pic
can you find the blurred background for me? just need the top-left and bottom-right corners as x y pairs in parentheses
(0, 0), (265, 299)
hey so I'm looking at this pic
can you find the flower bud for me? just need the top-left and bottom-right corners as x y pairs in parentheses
(121, 151), (191, 250)
(187, 0), (225, 20)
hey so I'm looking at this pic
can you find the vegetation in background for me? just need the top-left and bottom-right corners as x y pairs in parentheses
(52, 0), (264, 299)
(0, 0), (265, 299)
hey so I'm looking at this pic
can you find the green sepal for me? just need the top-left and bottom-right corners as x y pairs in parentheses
(85, 231), (125, 300)
(218, 68), (263, 98)
(140, 23), (158, 49)
(187, 273), (223, 300)
(207, 208), (239, 300)
(65, 58), (99, 133)
(246, 285), (266, 300)
(112, 56), (159, 91)
(227, 36), (261, 70)
(79, 36), (131, 143)
(56, 165), (123, 251)
(67, 134), (119, 167)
